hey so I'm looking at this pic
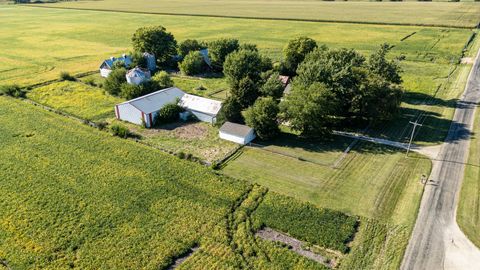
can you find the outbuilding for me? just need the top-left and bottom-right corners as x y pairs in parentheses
(115, 87), (185, 128)
(99, 54), (133, 77)
(219, 122), (256, 145)
(179, 94), (222, 124)
(126, 67), (151, 85)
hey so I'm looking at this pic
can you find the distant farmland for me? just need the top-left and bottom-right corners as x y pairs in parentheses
(30, 0), (480, 28)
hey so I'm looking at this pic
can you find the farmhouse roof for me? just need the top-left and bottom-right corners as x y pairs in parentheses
(118, 87), (185, 114)
(100, 54), (133, 69)
(220, 122), (254, 137)
(179, 94), (222, 116)
(283, 83), (292, 95)
(126, 67), (151, 78)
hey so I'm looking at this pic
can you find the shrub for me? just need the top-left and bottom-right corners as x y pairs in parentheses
(120, 83), (142, 100)
(0, 85), (25, 98)
(179, 51), (205, 76)
(216, 96), (243, 125)
(104, 68), (127, 96)
(155, 102), (183, 125)
(110, 124), (130, 138)
(60, 72), (76, 81)
(95, 121), (108, 130)
(83, 78), (97, 87)
(151, 71), (174, 89)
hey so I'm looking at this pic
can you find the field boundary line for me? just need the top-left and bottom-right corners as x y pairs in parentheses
(22, 5), (475, 29)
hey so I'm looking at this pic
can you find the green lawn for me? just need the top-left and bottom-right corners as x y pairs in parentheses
(171, 75), (228, 99)
(26, 81), (122, 122)
(458, 101), (480, 248)
(32, 1), (480, 28)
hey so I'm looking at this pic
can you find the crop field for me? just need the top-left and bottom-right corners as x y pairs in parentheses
(26, 81), (122, 122)
(0, 6), (471, 92)
(0, 96), (362, 269)
(32, 0), (480, 28)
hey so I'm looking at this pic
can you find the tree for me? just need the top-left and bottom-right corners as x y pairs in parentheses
(239, 43), (258, 52)
(131, 51), (148, 69)
(178, 39), (204, 57)
(104, 68), (127, 96)
(132, 26), (177, 67)
(260, 72), (285, 99)
(178, 51), (205, 75)
(217, 96), (243, 124)
(152, 71), (174, 89)
(231, 77), (259, 108)
(245, 97), (280, 140)
(351, 74), (403, 122)
(208, 38), (239, 70)
(120, 83), (142, 100)
(295, 47), (366, 116)
(283, 37), (317, 75)
(368, 43), (403, 84)
(280, 82), (338, 136)
(224, 49), (263, 89)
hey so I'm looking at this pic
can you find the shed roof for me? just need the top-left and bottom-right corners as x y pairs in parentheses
(278, 75), (290, 87)
(179, 94), (222, 116)
(220, 122), (254, 137)
(118, 87), (185, 114)
(199, 49), (212, 67)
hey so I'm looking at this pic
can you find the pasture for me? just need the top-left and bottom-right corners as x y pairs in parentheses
(0, 96), (360, 269)
(32, 0), (480, 28)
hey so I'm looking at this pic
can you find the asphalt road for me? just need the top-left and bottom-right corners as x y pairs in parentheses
(401, 49), (480, 269)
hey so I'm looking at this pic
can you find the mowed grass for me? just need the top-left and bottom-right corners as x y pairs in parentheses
(458, 101), (480, 248)
(0, 5), (471, 95)
(26, 81), (122, 121)
(171, 75), (228, 99)
(32, 0), (480, 28)
(0, 96), (248, 269)
(223, 141), (431, 226)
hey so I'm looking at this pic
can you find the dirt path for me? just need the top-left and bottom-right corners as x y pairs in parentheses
(256, 228), (333, 268)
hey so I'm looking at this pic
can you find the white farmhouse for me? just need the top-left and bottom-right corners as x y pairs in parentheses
(126, 67), (151, 85)
(99, 54), (133, 77)
(219, 122), (256, 145)
(115, 87), (185, 128)
(179, 94), (222, 124)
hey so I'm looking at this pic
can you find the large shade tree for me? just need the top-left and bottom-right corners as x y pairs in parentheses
(132, 26), (177, 67)
(283, 36), (318, 76)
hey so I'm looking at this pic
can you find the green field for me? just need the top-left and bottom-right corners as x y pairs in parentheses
(32, 1), (480, 28)
(0, 96), (360, 269)
(26, 81), (122, 121)
(0, 5), (471, 92)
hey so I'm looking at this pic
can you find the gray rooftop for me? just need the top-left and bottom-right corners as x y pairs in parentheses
(220, 122), (254, 137)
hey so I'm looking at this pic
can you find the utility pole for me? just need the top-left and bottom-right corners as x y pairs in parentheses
(406, 120), (422, 157)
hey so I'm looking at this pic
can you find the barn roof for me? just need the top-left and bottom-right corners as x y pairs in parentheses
(220, 122), (254, 137)
(118, 87), (185, 114)
(199, 49), (212, 67)
(179, 94), (222, 116)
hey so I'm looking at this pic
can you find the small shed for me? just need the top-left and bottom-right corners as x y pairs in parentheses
(219, 122), (256, 145)
(179, 94), (222, 124)
(126, 67), (151, 85)
(99, 54), (133, 77)
(115, 87), (185, 128)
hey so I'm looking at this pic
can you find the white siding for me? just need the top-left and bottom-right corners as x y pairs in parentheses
(191, 111), (215, 124)
(126, 76), (147, 86)
(116, 103), (146, 126)
(100, 68), (112, 78)
(219, 130), (256, 145)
